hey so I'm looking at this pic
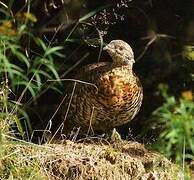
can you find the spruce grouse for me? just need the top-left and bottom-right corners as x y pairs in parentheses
(61, 40), (143, 135)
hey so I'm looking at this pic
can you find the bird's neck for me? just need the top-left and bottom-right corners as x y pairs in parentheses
(111, 61), (133, 70)
(111, 56), (134, 69)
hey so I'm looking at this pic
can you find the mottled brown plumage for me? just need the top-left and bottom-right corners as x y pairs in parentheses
(61, 40), (143, 135)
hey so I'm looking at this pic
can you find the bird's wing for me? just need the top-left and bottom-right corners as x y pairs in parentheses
(68, 62), (111, 93)
(75, 62), (110, 80)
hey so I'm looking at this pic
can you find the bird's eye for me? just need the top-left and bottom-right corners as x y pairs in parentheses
(119, 46), (124, 51)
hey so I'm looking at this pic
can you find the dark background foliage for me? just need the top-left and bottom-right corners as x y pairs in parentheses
(6, 0), (194, 142)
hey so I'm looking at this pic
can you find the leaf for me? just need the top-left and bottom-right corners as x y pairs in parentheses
(49, 86), (63, 94)
(1, 55), (14, 79)
(16, 81), (36, 98)
(13, 50), (30, 68)
(13, 116), (24, 135)
(44, 46), (64, 57)
(79, 5), (111, 22)
(34, 73), (42, 89)
(17, 107), (32, 134)
(24, 12), (37, 22)
(52, 51), (65, 58)
(30, 69), (53, 79)
(182, 45), (194, 61)
(35, 38), (47, 50)
(45, 63), (61, 81)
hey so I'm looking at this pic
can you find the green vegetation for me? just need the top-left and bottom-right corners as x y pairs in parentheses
(0, 2), (65, 139)
(0, 15), (63, 99)
(0, 0), (193, 179)
(151, 84), (194, 178)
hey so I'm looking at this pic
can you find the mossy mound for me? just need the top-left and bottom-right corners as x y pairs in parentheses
(0, 137), (182, 179)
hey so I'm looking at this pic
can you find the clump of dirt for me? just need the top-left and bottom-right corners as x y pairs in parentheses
(0, 138), (182, 179)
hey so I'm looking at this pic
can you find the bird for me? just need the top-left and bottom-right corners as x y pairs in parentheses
(60, 40), (143, 136)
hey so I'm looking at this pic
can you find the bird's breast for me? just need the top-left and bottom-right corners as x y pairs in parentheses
(97, 68), (139, 109)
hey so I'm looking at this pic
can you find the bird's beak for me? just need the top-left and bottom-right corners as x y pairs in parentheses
(131, 59), (135, 63)
(103, 44), (109, 51)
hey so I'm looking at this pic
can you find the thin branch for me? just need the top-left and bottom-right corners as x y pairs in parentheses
(137, 32), (176, 61)
(48, 78), (98, 93)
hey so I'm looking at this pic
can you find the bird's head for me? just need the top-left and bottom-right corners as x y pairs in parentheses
(103, 40), (135, 67)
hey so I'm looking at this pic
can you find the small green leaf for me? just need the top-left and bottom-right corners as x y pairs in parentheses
(79, 5), (111, 22)
(182, 45), (194, 61)
(44, 46), (63, 57)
